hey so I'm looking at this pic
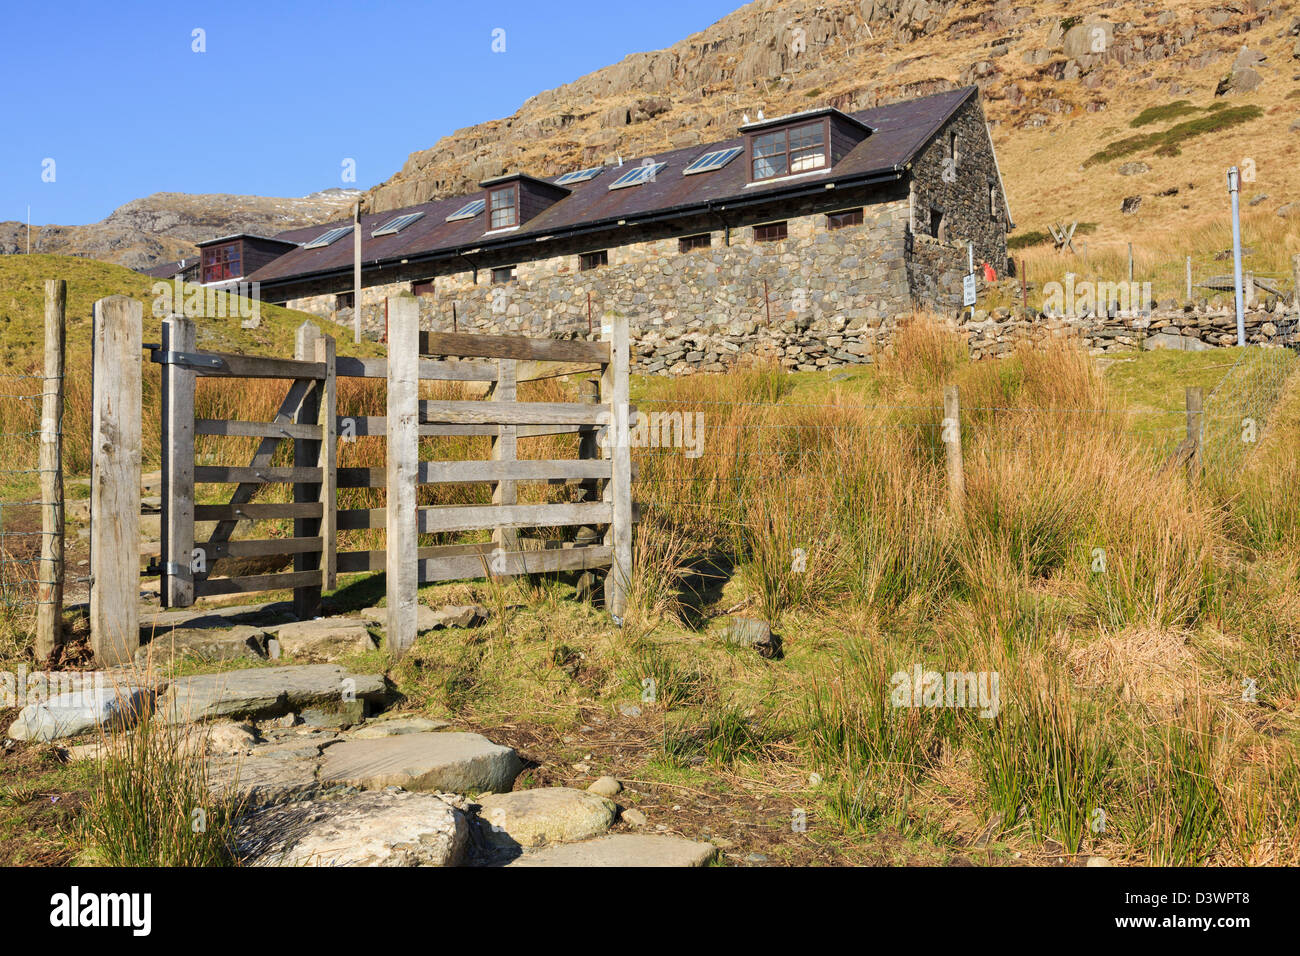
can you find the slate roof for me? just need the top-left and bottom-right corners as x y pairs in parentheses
(247, 86), (978, 288)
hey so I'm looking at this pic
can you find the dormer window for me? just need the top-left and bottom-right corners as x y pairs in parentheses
(202, 241), (242, 282)
(488, 185), (517, 230)
(751, 120), (827, 181)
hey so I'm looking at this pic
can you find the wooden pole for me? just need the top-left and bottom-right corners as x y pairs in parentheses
(36, 279), (65, 659)
(90, 296), (141, 666)
(489, 358), (519, 555)
(943, 384), (965, 516)
(293, 323), (323, 619)
(1186, 255), (1193, 302)
(161, 314), (196, 609)
(1186, 386), (1203, 479)
(1291, 253), (1300, 311)
(386, 295), (420, 654)
(353, 202), (363, 345)
(1019, 259), (1028, 312)
(317, 333), (337, 592)
(1127, 243), (1134, 284)
(601, 312), (632, 619)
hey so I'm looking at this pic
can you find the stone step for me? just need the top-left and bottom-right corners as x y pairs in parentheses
(478, 787), (616, 850)
(158, 663), (389, 725)
(319, 732), (523, 794)
(502, 834), (719, 868)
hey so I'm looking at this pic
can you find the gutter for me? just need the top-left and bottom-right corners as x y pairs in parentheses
(255, 167), (906, 294)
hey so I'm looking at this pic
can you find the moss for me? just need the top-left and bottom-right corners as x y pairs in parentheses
(1085, 104), (1263, 167)
(1129, 100), (1197, 128)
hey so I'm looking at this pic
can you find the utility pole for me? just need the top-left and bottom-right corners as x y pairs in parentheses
(1227, 167), (1246, 346)
(353, 201), (363, 344)
(27, 204), (31, 255)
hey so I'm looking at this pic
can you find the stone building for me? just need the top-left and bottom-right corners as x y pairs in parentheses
(199, 86), (1012, 372)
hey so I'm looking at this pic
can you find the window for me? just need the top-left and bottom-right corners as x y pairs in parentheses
(372, 212), (425, 237)
(928, 208), (945, 241)
(335, 292), (355, 310)
(202, 242), (242, 283)
(608, 162), (666, 189)
(491, 265), (517, 284)
(302, 226), (352, 250)
(412, 279), (435, 297)
(826, 208), (863, 230)
(489, 186), (517, 229)
(683, 147), (743, 175)
(555, 167), (604, 185)
(446, 199), (485, 222)
(679, 233), (711, 253)
(579, 250), (608, 271)
(754, 222), (788, 243)
(751, 121), (826, 181)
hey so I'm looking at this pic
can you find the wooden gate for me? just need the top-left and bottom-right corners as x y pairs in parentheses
(151, 298), (633, 654)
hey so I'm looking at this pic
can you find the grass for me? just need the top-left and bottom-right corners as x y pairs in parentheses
(1084, 105), (1265, 168)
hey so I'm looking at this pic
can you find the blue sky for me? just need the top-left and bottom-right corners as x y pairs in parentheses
(0, 0), (743, 226)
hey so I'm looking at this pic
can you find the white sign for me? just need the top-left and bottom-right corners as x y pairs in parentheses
(962, 273), (977, 307)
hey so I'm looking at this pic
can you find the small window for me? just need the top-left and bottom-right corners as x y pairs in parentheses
(412, 279), (435, 297)
(751, 121), (826, 181)
(928, 208), (944, 241)
(335, 291), (355, 310)
(754, 222), (788, 243)
(488, 186), (517, 229)
(948, 131), (959, 164)
(491, 265), (517, 284)
(679, 234), (711, 253)
(826, 209), (863, 231)
(579, 250), (608, 271)
(202, 242), (242, 283)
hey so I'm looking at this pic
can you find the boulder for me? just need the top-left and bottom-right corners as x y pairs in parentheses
(207, 751), (329, 809)
(504, 834), (718, 867)
(721, 618), (783, 659)
(319, 732), (523, 794)
(158, 663), (388, 724)
(349, 716), (451, 739)
(478, 787), (616, 848)
(8, 683), (154, 742)
(268, 617), (375, 661)
(236, 790), (468, 866)
(135, 625), (267, 665)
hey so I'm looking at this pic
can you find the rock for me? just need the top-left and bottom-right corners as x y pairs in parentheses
(478, 787), (617, 848)
(1216, 67), (1261, 96)
(268, 617), (375, 661)
(621, 807), (648, 827)
(1277, 203), (1298, 219)
(1121, 195), (1142, 215)
(617, 704), (642, 718)
(136, 625), (267, 665)
(1117, 162), (1149, 176)
(207, 751), (329, 808)
(319, 732), (523, 794)
(1143, 331), (1212, 352)
(158, 663), (388, 724)
(721, 617), (783, 658)
(504, 834), (718, 867)
(207, 720), (259, 754)
(8, 683), (154, 742)
(587, 775), (623, 797)
(1086, 855), (1113, 867)
(236, 790), (468, 866)
(349, 716), (451, 739)
(422, 604), (490, 629)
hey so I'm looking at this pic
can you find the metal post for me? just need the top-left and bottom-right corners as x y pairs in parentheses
(1186, 256), (1192, 302)
(353, 201), (363, 345)
(1228, 167), (1246, 346)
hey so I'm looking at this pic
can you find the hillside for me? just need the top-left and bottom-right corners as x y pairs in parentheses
(367, 0), (1300, 254)
(0, 189), (361, 270)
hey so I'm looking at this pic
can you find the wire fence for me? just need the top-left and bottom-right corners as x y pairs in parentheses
(0, 373), (46, 621)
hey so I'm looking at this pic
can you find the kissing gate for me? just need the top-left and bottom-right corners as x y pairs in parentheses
(85, 294), (633, 665)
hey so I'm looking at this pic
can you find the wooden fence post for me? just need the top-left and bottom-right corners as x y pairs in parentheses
(317, 333), (337, 592)
(36, 279), (65, 659)
(1186, 386), (1203, 478)
(943, 384), (965, 517)
(489, 358), (519, 555)
(293, 323), (322, 619)
(1186, 256), (1193, 302)
(601, 312), (632, 619)
(90, 295), (141, 666)
(161, 314), (196, 608)
(386, 296), (420, 654)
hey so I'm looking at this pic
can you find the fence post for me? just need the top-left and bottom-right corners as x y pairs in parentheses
(36, 279), (65, 659)
(1186, 386), (1204, 478)
(161, 314), (196, 608)
(943, 384), (965, 517)
(386, 295), (420, 655)
(1186, 256), (1193, 302)
(317, 333), (337, 592)
(90, 296), (141, 666)
(293, 323), (322, 619)
(1127, 243), (1134, 284)
(1292, 253), (1300, 312)
(489, 358), (519, 554)
(601, 312), (632, 619)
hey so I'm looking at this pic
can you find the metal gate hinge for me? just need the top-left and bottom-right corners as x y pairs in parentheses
(150, 349), (224, 369)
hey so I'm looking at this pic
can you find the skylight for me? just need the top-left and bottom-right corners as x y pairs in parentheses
(555, 166), (604, 185)
(445, 199), (486, 222)
(371, 212), (425, 237)
(302, 225), (353, 250)
(682, 146), (743, 176)
(608, 162), (666, 190)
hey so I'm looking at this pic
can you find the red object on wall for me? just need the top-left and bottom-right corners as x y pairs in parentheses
(983, 262), (997, 283)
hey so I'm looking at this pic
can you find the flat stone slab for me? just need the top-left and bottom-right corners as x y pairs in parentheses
(504, 834), (718, 868)
(349, 716), (451, 739)
(360, 604), (489, 632)
(136, 625), (268, 666)
(319, 732), (522, 794)
(158, 664), (388, 724)
(235, 790), (468, 867)
(478, 787), (616, 849)
(207, 752), (328, 809)
(142, 601), (295, 632)
(8, 683), (154, 742)
(267, 617), (376, 662)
